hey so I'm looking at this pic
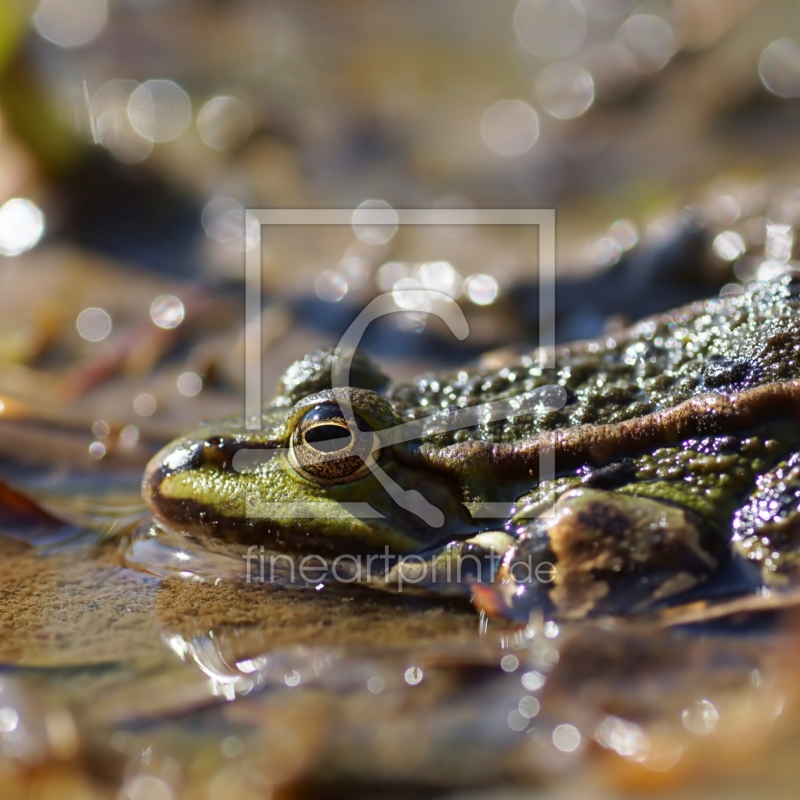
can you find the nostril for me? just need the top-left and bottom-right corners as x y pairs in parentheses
(201, 437), (281, 472)
(202, 436), (238, 470)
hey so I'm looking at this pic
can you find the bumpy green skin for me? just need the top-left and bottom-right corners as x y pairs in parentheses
(144, 276), (800, 616)
(733, 451), (800, 581)
(390, 276), (800, 441)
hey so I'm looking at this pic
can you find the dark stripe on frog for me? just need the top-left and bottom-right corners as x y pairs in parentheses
(147, 493), (401, 557)
(406, 379), (800, 481)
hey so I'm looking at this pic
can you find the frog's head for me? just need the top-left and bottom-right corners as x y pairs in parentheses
(143, 349), (473, 556)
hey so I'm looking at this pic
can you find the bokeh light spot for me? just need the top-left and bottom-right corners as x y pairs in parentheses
(150, 295), (185, 329)
(481, 100), (539, 156)
(759, 38), (800, 98)
(88, 441), (106, 459)
(76, 308), (112, 342)
(404, 667), (423, 685)
(129, 80), (192, 142)
(93, 80), (152, 164)
(514, 0), (587, 59)
(536, 61), (595, 119)
(33, 0), (107, 48)
(712, 231), (746, 262)
(177, 372), (203, 397)
(618, 15), (678, 73)
(197, 96), (254, 151)
(552, 723), (581, 752)
(352, 200), (398, 245)
(464, 274), (500, 305)
(133, 393), (157, 417)
(0, 199), (45, 256)
(315, 270), (348, 302)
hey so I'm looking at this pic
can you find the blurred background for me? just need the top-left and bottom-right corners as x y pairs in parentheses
(7, 4), (800, 798)
(3, 0), (800, 472)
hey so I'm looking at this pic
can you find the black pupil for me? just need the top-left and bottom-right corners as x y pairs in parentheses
(305, 424), (352, 453)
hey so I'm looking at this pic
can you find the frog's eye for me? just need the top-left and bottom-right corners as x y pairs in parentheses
(289, 404), (377, 484)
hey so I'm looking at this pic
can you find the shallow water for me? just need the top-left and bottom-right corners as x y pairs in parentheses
(3, 487), (800, 799)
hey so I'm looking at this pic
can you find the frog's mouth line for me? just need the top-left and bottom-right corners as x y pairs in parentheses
(142, 441), (460, 555)
(144, 492), (406, 556)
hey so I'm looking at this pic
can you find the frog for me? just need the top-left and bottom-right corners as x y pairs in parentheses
(143, 274), (800, 620)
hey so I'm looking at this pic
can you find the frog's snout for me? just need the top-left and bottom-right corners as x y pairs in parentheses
(142, 440), (204, 510)
(142, 435), (285, 512)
